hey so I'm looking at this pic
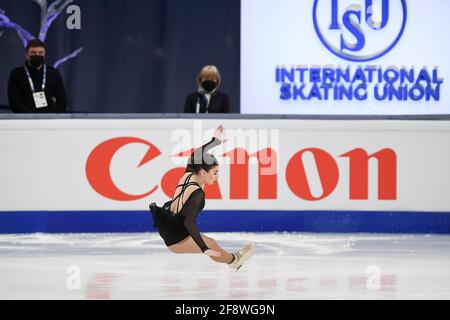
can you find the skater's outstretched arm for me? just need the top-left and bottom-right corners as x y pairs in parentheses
(189, 137), (220, 167)
(189, 125), (226, 169)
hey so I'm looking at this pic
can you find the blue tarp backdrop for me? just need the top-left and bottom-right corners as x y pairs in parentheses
(0, 0), (240, 113)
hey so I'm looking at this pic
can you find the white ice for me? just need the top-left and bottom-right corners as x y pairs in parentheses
(0, 232), (449, 300)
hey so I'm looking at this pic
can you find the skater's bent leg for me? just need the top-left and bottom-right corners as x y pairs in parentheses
(168, 234), (233, 264)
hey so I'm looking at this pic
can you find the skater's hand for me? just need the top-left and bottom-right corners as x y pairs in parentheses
(213, 125), (227, 144)
(204, 249), (221, 257)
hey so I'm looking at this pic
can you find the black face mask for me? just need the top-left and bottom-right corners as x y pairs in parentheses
(29, 55), (45, 68)
(201, 80), (217, 93)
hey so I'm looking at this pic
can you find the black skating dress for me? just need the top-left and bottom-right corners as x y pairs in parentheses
(149, 137), (220, 252)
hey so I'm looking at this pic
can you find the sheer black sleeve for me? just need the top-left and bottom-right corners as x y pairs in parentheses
(190, 137), (221, 167)
(180, 188), (209, 252)
(201, 137), (221, 153)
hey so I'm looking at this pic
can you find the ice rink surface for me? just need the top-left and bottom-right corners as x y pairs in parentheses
(0, 232), (449, 300)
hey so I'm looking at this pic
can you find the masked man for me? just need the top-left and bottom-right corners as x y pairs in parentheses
(8, 39), (67, 113)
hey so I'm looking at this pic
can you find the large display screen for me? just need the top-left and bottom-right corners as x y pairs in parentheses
(241, 0), (449, 115)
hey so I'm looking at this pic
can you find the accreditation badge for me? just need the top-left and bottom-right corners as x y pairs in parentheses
(33, 91), (48, 108)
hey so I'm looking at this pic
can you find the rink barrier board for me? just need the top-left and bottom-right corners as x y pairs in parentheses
(0, 210), (449, 234)
(2, 118), (450, 213)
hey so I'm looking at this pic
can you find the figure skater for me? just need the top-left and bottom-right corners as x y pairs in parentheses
(150, 125), (255, 270)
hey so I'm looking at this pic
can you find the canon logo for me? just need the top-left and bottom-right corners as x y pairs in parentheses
(86, 137), (397, 202)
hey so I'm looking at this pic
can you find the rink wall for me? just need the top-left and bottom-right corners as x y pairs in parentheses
(1, 115), (450, 234)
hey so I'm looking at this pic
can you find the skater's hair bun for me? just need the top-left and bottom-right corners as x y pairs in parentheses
(187, 152), (219, 173)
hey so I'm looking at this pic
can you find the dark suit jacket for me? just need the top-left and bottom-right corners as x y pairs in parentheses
(7, 64), (67, 113)
(184, 91), (230, 113)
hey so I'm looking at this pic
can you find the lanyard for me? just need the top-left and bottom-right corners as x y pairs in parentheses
(24, 64), (46, 93)
(196, 94), (211, 113)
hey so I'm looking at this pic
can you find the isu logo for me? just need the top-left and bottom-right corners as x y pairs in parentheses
(86, 137), (397, 202)
(313, 0), (407, 61)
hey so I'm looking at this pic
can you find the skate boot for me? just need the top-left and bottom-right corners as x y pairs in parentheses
(228, 242), (255, 270)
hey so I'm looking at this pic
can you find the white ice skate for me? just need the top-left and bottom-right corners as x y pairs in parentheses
(228, 242), (255, 270)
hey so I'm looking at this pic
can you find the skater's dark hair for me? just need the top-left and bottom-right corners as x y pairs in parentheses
(187, 152), (218, 173)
